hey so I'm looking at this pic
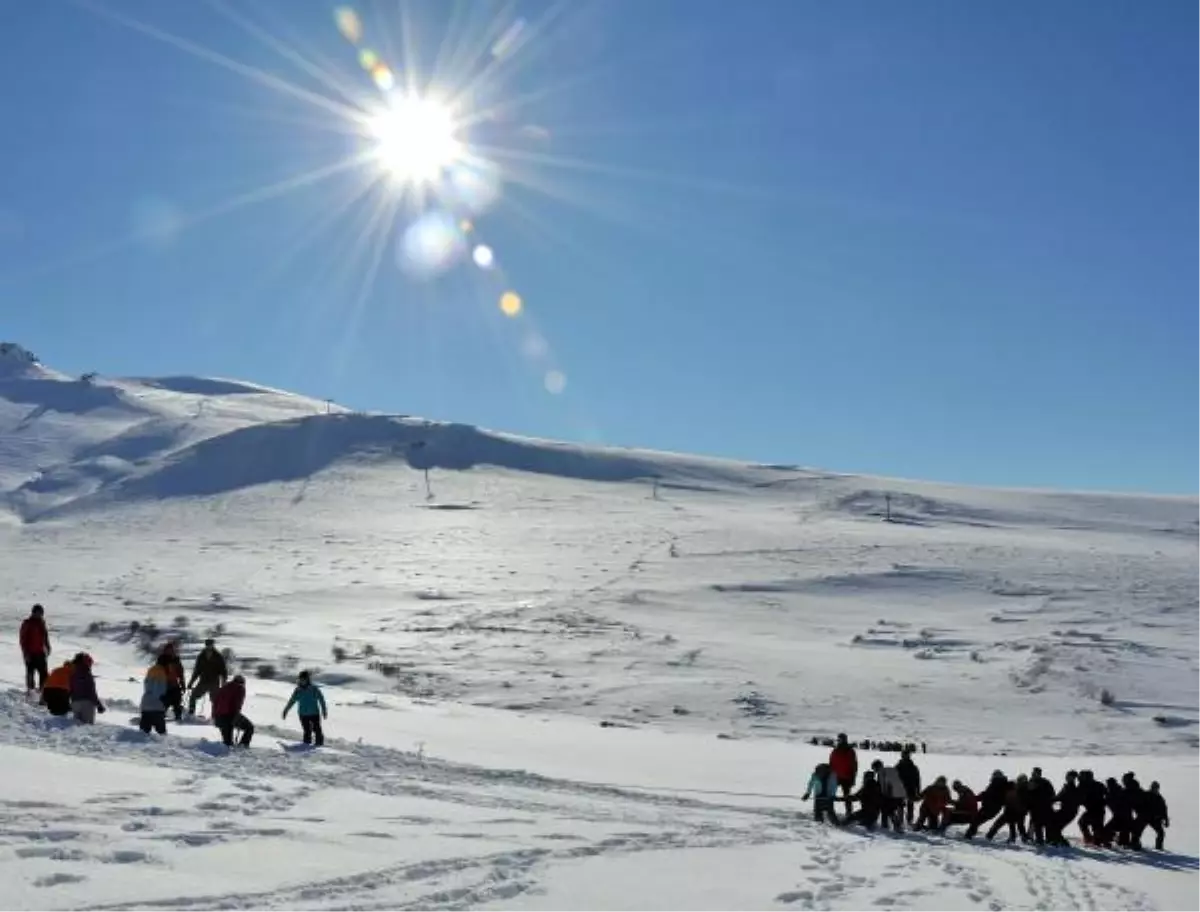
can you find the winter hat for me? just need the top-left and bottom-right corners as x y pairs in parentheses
(298, 670), (311, 682)
(935, 776), (947, 785)
(31, 604), (44, 616)
(204, 638), (215, 647)
(232, 674), (245, 684)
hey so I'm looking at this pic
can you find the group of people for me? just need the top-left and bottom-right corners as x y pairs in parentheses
(803, 733), (1172, 852)
(811, 735), (926, 754)
(20, 605), (328, 750)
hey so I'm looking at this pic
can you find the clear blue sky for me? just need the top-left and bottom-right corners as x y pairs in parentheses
(1, 0), (1195, 493)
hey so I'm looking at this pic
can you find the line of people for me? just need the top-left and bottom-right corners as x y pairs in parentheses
(23, 606), (328, 750)
(804, 733), (1171, 852)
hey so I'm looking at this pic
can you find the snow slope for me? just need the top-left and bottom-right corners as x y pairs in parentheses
(0, 346), (1196, 909)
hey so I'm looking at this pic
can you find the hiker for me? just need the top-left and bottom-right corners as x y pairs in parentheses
(1026, 767), (1057, 845)
(211, 675), (253, 747)
(842, 770), (883, 829)
(1134, 782), (1169, 851)
(19, 604), (51, 692)
(282, 670), (328, 747)
(1099, 777), (1132, 848)
(158, 641), (186, 722)
(829, 733), (858, 811)
(1102, 774), (1142, 849)
(42, 658), (74, 716)
(802, 762), (842, 825)
(987, 774), (1030, 844)
(139, 654), (172, 735)
(1048, 771), (1081, 847)
(896, 748), (922, 825)
(872, 760), (907, 832)
(965, 770), (1009, 839)
(187, 638), (228, 716)
(1077, 770), (1108, 845)
(945, 780), (978, 830)
(914, 776), (952, 831)
(68, 652), (105, 723)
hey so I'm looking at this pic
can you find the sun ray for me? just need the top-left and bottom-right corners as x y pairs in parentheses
(202, 0), (367, 110)
(71, 0), (363, 125)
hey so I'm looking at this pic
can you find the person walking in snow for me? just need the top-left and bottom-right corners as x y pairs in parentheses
(186, 638), (228, 717)
(282, 671), (328, 747)
(1135, 781), (1169, 851)
(68, 652), (105, 723)
(841, 770), (883, 829)
(871, 759), (907, 832)
(158, 640), (186, 723)
(1099, 777), (1131, 848)
(1026, 767), (1057, 845)
(211, 674), (254, 748)
(138, 654), (173, 735)
(1076, 770), (1108, 845)
(895, 747), (921, 825)
(944, 780), (978, 830)
(1047, 770), (1081, 847)
(19, 604), (51, 692)
(964, 770), (1009, 839)
(42, 658), (75, 716)
(986, 774), (1031, 844)
(801, 762), (841, 825)
(828, 733), (858, 811)
(914, 776), (952, 832)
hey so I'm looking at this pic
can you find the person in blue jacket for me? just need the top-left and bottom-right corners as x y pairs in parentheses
(802, 761), (842, 825)
(282, 670), (328, 746)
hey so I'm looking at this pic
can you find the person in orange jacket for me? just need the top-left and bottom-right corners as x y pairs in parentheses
(42, 659), (74, 716)
(914, 776), (953, 831)
(158, 641), (186, 722)
(828, 733), (859, 811)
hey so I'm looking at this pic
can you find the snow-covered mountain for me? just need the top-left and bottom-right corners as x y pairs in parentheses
(1, 344), (1196, 910)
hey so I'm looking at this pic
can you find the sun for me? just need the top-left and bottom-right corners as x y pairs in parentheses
(367, 94), (463, 184)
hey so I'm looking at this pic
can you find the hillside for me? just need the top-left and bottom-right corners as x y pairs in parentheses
(0, 345), (1196, 910)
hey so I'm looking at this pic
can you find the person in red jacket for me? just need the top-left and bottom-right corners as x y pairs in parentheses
(19, 604), (51, 692)
(211, 675), (254, 748)
(829, 733), (859, 811)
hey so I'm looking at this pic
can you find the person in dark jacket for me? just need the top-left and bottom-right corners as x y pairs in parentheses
(1099, 778), (1132, 848)
(19, 604), (51, 692)
(987, 774), (1031, 844)
(841, 771), (882, 829)
(1135, 781), (1169, 851)
(158, 641), (186, 722)
(1048, 771), (1081, 847)
(1077, 770), (1108, 845)
(1026, 767), (1057, 845)
(68, 653), (105, 723)
(828, 733), (858, 811)
(1110, 773), (1146, 849)
(187, 638), (228, 716)
(964, 770), (1008, 839)
(895, 748), (922, 825)
(211, 675), (253, 747)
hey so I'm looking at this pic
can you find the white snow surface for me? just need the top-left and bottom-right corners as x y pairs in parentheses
(0, 352), (1196, 910)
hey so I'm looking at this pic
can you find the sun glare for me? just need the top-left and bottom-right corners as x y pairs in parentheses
(368, 94), (462, 184)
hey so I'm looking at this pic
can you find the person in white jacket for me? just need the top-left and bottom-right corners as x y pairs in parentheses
(872, 759), (907, 832)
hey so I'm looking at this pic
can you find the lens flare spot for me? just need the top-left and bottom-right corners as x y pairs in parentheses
(371, 63), (395, 92)
(473, 245), (495, 269)
(499, 291), (522, 317)
(460, 219), (473, 234)
(522, 332), (548, 359)
(358, 48), (379, 71)
(334, 7), (363, 45)
(491, 19), (528, 59)
(544, 370), (566, 395)
(398, 211), (466, 278)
